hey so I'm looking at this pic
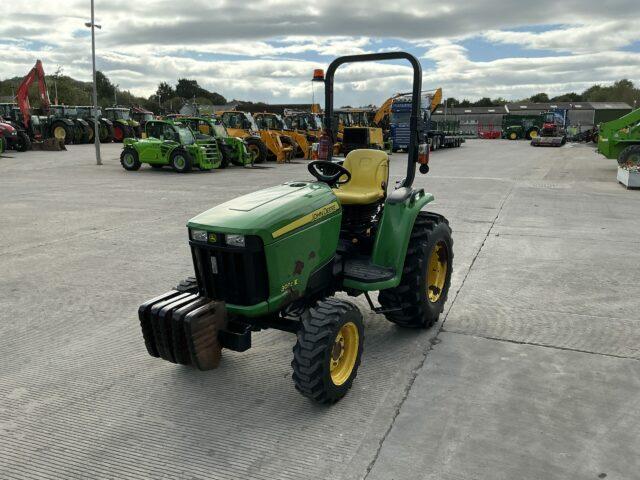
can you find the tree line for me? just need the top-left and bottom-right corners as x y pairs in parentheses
(0, 71), (227, 113)
(445, 79), (640, 108)
(1, 69), (638, 113)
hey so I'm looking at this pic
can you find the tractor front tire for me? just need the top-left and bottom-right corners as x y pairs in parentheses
(120, 148), (141, 171)
(618, 144), (640, 169)
(378, 212), (453, 329)
(245, 137), (267, 164)
(15, 131), (31, 152)
(171, 150), (193, 173)
(526, 128), (539, 140)
(292, 298), (364, 404)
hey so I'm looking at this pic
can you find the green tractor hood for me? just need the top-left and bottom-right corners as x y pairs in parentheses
(187, 182), (340, 245)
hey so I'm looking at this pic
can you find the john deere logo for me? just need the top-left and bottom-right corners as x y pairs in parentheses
(208, 232), (217, 243)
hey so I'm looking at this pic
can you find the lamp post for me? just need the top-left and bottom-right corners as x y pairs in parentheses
(85, 0), (102, 166)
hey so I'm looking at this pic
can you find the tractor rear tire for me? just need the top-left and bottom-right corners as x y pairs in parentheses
(378, 212), (453, 329)
(292, 298), (364, 404)
(526, 128), (539, 140)
(51, 121), (71, 144)
(100, 123), (113, 143)
(245, 137), (267, 164)
(15, 131), (31, 152)
(171, 150), (193, 173)
(618, 144), (640, 169)
(113, 125), (125, 142)
(72, 124), (83, 144)
(120, 148), (141, 171)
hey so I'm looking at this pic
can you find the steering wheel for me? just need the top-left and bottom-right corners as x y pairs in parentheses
(308, 160), (351, 187)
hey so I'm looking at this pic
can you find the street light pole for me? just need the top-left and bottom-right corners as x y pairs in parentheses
(86, 0), (102, 166)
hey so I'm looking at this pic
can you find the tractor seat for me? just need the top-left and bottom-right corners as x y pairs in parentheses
(333, 149), (389, 205)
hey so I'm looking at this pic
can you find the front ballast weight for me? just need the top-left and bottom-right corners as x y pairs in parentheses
(139, 287), (228, 370)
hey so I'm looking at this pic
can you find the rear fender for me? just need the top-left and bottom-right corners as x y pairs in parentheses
(368, 188), (433, 288)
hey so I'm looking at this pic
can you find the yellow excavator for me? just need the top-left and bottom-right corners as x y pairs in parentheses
(218, 111), (293, 163)
(253, 112), (311, 159)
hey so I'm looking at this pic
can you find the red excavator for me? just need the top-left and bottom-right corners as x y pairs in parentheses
(12, 60), (70, 150)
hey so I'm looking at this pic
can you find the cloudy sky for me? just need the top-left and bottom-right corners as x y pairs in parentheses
(2, 0), (639, 106)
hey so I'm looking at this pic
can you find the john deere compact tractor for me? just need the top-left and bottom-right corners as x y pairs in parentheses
(137, 52), (453, 403)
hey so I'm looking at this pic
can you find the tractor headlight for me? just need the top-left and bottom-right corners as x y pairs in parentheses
(226, 234), (245, 248)
(190, 229), (208, 242)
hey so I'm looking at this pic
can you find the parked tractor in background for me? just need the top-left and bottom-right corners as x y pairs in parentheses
(0, 112), (30, 152)
(219, 111), (290, 163)
(131, 106), (154, 136)
(0, 103), (67, 150)
(136, 52), (453, 404)
(120, 119), (222, 172)
(105, 107), (139, 142)
(597, 107), (640, 169)
(177, 116), (253, 167)
(530, 110), (568, 147)
(502, 114), (541, 140)
(76, 106), (114, 143)
(254, 112), (311, 158)
(49, 105), (92, 144)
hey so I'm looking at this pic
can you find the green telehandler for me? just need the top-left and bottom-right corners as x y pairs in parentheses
(597, 107), (640, 169)
(120, 119), (222, 172)
(137, 52), (453, 404)
(177, 116), (253, 167)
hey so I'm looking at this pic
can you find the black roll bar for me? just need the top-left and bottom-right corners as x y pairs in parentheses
(324, 52), (423, 188)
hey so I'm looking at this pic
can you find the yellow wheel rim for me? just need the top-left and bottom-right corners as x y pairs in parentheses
(509, 132), (517, 140)
(88, 128), (94, 141)
(247, 144), (259, 161)
(529, 130), (538, 139)
(54, 126), (66, 140)
(427, 241), (448, 303)
(330, 322), (359, 386)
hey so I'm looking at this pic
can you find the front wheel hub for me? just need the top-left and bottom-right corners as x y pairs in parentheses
(330, 322), (359, 386)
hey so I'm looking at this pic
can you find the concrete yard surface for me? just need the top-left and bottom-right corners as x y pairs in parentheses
(1, 140), (639, 479)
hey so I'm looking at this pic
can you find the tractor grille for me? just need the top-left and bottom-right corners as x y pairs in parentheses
(191, 235), (269, 306)
(197, 139), (220, 164)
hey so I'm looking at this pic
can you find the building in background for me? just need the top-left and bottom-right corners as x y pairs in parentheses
(431, 102), (632, 137)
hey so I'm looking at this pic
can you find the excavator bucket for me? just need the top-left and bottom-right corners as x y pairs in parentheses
(530, 136), (566, 147)
(32, 138), (67, 151)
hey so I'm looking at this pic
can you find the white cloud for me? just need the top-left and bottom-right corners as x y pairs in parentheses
(1, 0), (639, 104)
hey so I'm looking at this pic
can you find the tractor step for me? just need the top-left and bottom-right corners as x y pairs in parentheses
(138, 290), (227, 370)
(343, 259), (395, 283)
